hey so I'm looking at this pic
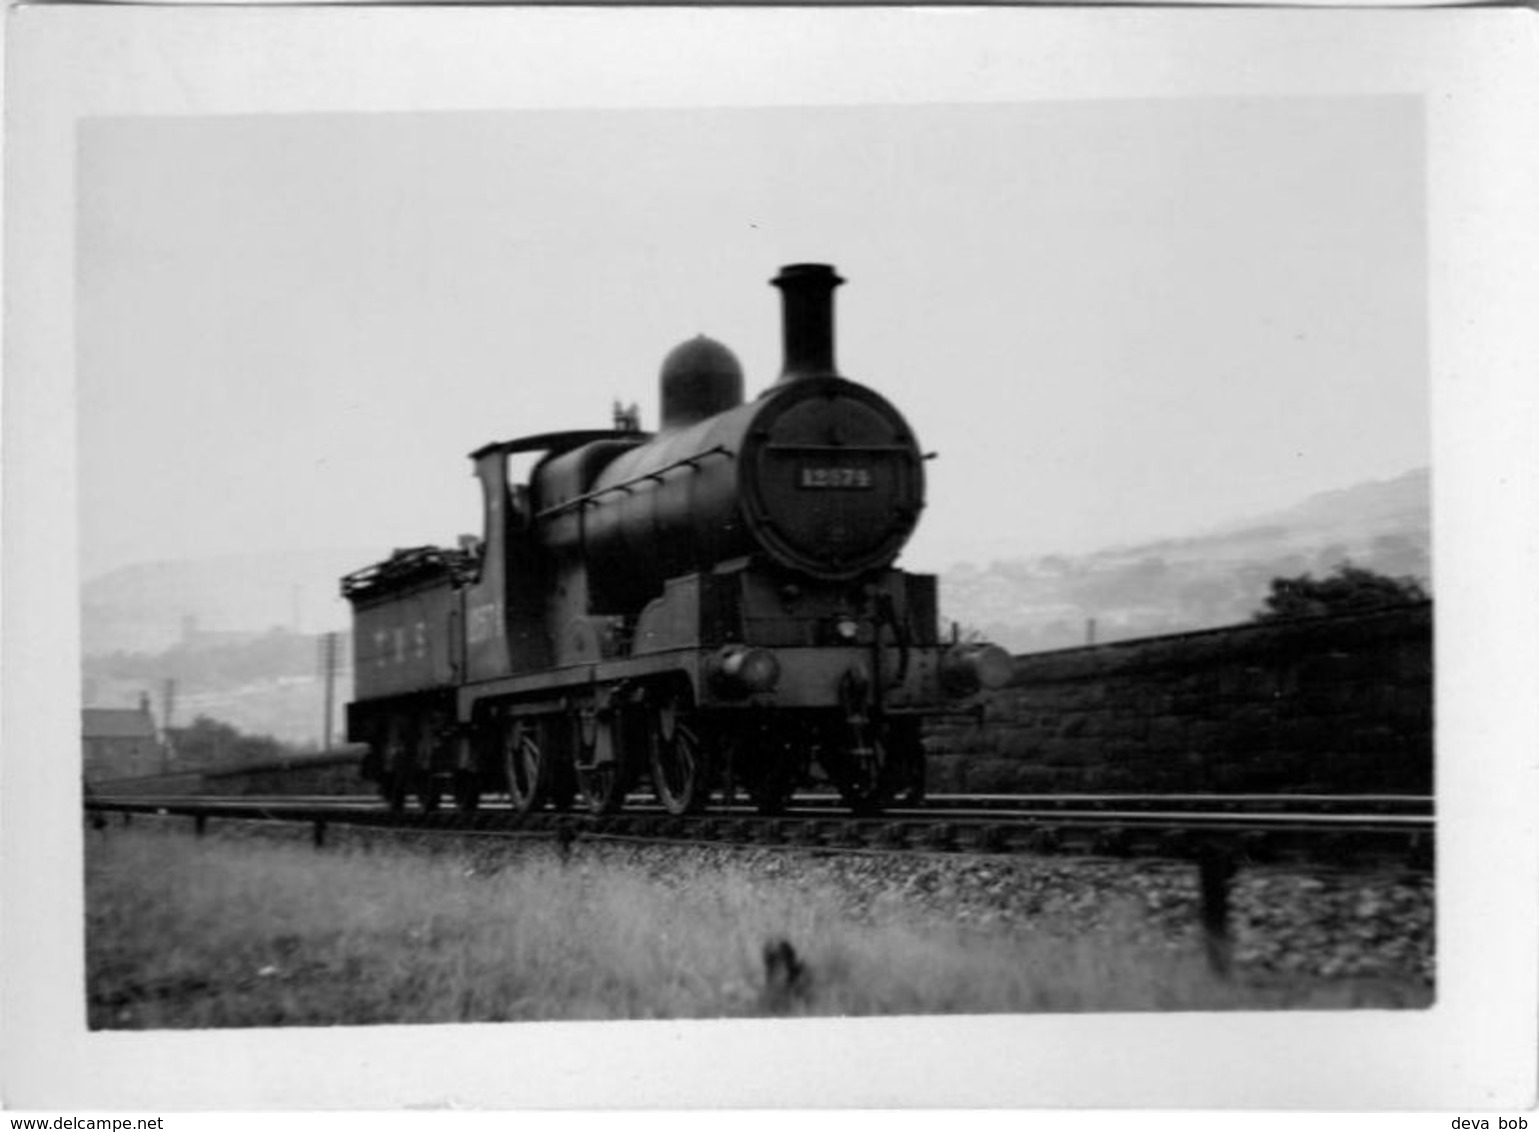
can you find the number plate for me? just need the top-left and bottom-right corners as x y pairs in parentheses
(798, 466), (873, 490)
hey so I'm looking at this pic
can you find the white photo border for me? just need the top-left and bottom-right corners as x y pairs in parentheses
(4, 5), (1537, 1111)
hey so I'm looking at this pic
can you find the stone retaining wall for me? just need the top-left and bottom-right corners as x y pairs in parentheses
(927, 603), (1432, 795)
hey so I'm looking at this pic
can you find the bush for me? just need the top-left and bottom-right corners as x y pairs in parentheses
(167, 715), (296, 772)
(1253, 563), (1428, 622)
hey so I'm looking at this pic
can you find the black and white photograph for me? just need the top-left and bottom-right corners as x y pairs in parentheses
(3, 4), (1537, 1113)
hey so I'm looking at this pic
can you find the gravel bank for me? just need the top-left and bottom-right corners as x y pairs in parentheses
(491, 836), (1435, 986)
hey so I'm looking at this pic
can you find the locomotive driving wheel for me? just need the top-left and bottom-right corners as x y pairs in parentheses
(648, 694), (709, 816)
(501, 716), (551, 818)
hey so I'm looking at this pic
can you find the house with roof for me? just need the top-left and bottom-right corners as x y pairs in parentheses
(82, 695), (164, 781)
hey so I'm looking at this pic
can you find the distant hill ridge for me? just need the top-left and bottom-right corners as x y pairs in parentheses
(83, 547), (376, 656)
(940, 466), (1429, 653)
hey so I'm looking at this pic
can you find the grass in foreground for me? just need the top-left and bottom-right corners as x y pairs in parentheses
(85, 826), (1430, 1028)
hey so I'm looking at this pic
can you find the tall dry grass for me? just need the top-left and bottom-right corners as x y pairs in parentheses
(84, 825), (1428, 1028)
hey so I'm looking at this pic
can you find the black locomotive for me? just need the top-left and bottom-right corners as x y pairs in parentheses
(341, 264), (1011, 817)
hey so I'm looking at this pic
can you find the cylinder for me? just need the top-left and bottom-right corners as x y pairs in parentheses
(940, 642), (1015, 697)
(772, 263), (844, 383)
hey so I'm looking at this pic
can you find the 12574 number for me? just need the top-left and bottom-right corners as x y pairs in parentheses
(799, 466), (873, 490)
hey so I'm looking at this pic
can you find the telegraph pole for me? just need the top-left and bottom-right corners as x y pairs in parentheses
(319, 631), (340, 752)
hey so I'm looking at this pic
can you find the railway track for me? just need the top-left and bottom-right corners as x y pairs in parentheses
(85, 791), (1435, 870)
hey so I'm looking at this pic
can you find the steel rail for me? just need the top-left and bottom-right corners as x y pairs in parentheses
(93, 791), (1434, 815)
(85, 792), (1434, 871)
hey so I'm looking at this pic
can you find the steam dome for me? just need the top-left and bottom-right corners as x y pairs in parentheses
(659, 335), (744, 429)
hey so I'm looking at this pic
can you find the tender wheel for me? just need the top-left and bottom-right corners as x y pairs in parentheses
(382, 768), (409, 813)
(413, 716), (443, 813)
(502, 718), (550, 818)
(416, 773), (441, 814)
(649, 699), (709, 816)
(452, 769), (480, 815)
(381, 718), (413, 813)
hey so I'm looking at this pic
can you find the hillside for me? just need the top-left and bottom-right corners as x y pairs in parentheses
(82, 547), (375, 656)
(941, 467), (1429, 652)
(81, 548), (374, 744)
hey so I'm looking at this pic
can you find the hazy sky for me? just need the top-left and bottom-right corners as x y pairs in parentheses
(78, 97), (1426, 579)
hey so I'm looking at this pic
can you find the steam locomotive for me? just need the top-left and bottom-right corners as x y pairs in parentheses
(341, 264), (1011, 817)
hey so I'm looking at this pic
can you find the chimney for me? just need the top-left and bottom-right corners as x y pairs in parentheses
(772, 263), (844, 384)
